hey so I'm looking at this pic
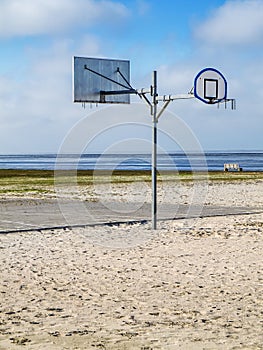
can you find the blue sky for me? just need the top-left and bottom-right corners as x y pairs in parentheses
(0, 0), (263, 153)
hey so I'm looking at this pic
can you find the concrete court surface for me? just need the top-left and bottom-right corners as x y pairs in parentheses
(0, 198), (262, 233)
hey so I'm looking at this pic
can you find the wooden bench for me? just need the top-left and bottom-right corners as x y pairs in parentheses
(224, 163), (243, 172)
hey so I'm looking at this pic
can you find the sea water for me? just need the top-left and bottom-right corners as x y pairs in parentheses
(0, 152), (262, 171)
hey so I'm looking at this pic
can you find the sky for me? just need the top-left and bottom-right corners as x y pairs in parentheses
(0, 0), (263, 153)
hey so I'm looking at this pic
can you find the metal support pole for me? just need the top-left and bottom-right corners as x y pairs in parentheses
(152, 71), (158, 229)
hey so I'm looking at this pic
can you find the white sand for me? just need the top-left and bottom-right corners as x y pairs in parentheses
(0, 180), (262, 349)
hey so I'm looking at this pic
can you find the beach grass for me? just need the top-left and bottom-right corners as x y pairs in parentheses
(0, 169), (262, 196)
(0, 169), (263, 183)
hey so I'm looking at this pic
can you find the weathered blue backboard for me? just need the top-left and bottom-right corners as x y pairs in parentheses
(73, 56), (130, 104)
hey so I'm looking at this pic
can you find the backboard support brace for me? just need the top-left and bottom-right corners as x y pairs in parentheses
(83, 64), (154, 104)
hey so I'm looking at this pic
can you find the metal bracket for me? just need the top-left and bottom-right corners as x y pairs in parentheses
(217, 98), (236, 110)
(157, 100), (171, 120)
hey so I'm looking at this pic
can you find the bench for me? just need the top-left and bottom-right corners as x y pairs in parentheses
(224, 163), (243, 172)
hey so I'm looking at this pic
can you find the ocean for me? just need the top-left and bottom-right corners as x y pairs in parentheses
(0, 152), (262, 171)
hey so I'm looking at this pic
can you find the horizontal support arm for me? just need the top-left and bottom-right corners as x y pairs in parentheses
(100, 89), (137, 96)
(100, 87), (151, 96)
(157, 93), (194, 102)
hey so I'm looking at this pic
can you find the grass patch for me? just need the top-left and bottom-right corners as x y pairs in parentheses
(206, 171), (263, 182)
(0, 169), (262, 192)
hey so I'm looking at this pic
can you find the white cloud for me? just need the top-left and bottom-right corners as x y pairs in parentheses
(196, 0), (263, 46)
(136, 0), (150, 16)
(158, 64), (197, 94)
(0, 33), (114, 152)
(0, 0), (129, 38)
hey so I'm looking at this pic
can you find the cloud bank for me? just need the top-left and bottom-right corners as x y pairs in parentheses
(196, 0), (263, 46)
(0, 0), (129, 37)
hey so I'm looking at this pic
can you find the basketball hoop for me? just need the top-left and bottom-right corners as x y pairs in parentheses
(194, 68), (227, 104)
(194, 67), (235, 109)
(72, 57), (236, 229)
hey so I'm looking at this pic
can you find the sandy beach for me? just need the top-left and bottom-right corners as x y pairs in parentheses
(0, 173), (262, 349)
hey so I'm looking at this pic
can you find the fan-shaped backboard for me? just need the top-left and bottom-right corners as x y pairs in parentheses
(194, 68), (227, 104)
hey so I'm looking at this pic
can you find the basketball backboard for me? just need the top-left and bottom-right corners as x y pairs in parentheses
(194, 68), (227, 104)
(73, 56), (131, 104)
